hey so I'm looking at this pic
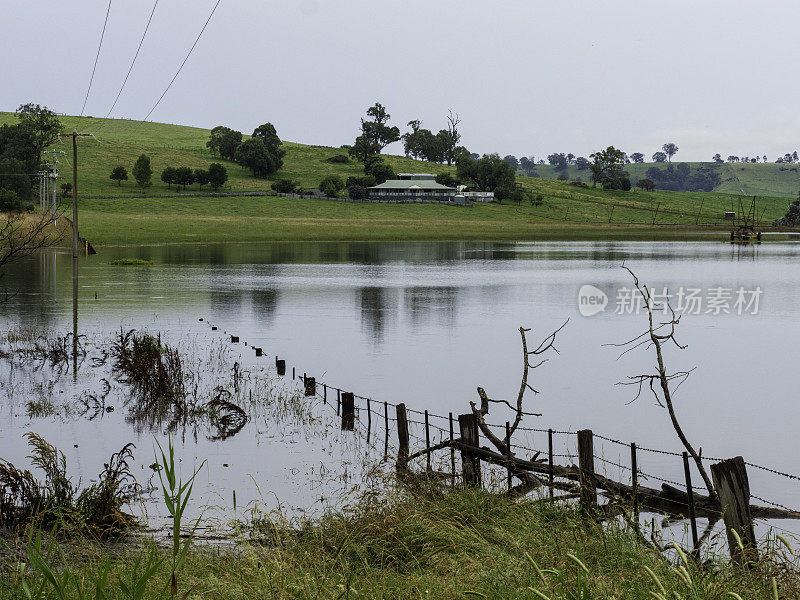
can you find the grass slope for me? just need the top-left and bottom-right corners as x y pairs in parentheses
(1, 113), (795, 245)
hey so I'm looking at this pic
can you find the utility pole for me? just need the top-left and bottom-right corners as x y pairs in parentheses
(69, 130), (91, 258)
(51, 150), (58, 224)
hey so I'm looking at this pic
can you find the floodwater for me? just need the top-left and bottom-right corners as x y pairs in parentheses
(2, 240), (800, 545)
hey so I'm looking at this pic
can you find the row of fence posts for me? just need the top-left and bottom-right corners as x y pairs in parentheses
(260, 351), (757, 564)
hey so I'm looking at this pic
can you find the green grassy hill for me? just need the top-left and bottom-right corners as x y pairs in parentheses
(528, 161), (800, 198)
(0, 113), (455, 197)
(1, 113), (795, 245)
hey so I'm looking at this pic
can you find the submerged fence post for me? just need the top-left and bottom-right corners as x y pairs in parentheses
(323, 384), (327, 404)
(276, 358), (286, 376)
(341, 392), (355, 431)
(458, 413), (481, 487)
(631, 442), (639, 524)
(304, 377), (316, 397)
(337, 389), (341, 416)
(577, 429), (597, 516)
(683, 451), (699, 552)
(711, 456), (757, 565)
(548, 428), (554, 499)
(396, 403), (409, 470)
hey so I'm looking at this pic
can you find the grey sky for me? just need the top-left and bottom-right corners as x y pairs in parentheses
(3, 0), (798, 161)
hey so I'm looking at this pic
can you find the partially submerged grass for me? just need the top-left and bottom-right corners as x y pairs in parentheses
(3, 487), (800, 599)
(0, 433), (139, 538)
(109, 258), (153, 266)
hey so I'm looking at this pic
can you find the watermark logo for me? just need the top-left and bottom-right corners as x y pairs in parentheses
(578, 284), (608, 317)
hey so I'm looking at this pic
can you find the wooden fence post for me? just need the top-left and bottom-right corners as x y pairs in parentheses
(710, 456), (757, 565)
(424, 410), (431, 472)
(505, 421), (512, 492)
(396, 403), (409, 470)
(323, 384), (327, 404)
(337, 389), (341, 416)
(449, 412), (455, 489)
(366, 398), (372, 443)
(683, 451), (699, 552)
(275, 358), (285, 376)
(458, 413), (481, 487)
(630, 442), (639, 524)
(577, 429), (597, 515)
(341, 392), (355, 431)
(304, 377), (316, 397)
(384, 401), (389, 456)
(548, 428), (554, 499)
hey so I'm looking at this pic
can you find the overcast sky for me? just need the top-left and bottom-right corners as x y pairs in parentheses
(3, 0), (798, 161)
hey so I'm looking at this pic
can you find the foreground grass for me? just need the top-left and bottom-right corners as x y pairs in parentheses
(1, 489), (796, 599)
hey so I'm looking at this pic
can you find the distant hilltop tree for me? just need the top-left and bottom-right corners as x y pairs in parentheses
(161, 166), (177, 189)
(652, 151), (667, 163)
(350, 102), (400, 163)
(400, 110), (462, 165)
(712, 154), (723, 163)
(588, 146), (625, 188)
(207, 126), (243, 160)
(251, 123), (285, 171)
(629, 152), (644, 164)
(662, 143), (679, 162)
(15, 103), (62, 163)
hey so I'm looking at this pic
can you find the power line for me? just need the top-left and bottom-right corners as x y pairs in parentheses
(81, 0), (113, 117)
(142, 0), (222, 123)
(105, 0), (160, 118)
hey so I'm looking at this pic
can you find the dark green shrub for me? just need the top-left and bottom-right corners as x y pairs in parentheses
(271, 179), (298, 193)
(319, 175), (344, 197)
(326, 154), (349, 163)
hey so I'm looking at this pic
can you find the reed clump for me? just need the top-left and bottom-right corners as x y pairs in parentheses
(0, 433), (139, 538)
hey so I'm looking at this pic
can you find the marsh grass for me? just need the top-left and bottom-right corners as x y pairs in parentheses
(0, 433), (140, 538)
(109, 258), (153, 266)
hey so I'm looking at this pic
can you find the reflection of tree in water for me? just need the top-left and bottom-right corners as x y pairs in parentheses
(404, 286), (459, 329)
(251, 287), (279, 325)
(359, 287), (390, 343)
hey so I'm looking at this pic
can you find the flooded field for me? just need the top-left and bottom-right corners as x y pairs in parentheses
(2, 240), (800, 544)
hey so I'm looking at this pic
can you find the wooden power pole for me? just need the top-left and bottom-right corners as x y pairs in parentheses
(69, 130), (91, 258)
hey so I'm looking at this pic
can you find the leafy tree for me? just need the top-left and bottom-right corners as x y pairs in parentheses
(16, 103), (62, 162)
(566, 153), (575, 165)
(775, 199), (800, 227)
(110, 165), (128, 186)
(547, 153), (568, 170)
(271, 179), (298, 193)
(712, 154), (723, 163)
(601, 170), (631, 190)
(194, 169), (210, 190)
(0, 158), (33, 203)
(161, 167), (177, 189)
(132, 154), (152, 188)
(0, 189), (29, 212)
(251, 123), (285, 171)
(727, 155), (739, 163)
(207, 163), (228, 190)
(503, 155), (519, 170)
(235, 138), (278, 177)
(638, 178), (655, 191)
(662, 143), (678, 162)
(207, 126), (243, 160)
(588, 146), (625, 187)
(60, 182), (72, 197)
(435, 172), (460, 188)
(575, 157), (589, 171)
(347, 184), (367, 200)
(346, 175), (376, 188)
(363, 156), (395, 184)
(319, 175), (344, 197)
(518, 157), (538, 176)
(174, 166), (194, 190)
(645, 163), (719, 192)
(652, 151), (667, 163)
(350, 103), (400, 163)
(0, 123), (39, 203)
(456, 153), (515, 193)
(629, 152), (644, 164)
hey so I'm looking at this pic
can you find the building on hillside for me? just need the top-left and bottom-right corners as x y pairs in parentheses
(368, 173), (456, 201)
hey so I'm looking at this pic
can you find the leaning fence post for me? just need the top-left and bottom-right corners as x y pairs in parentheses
(683, 451), (699, 552)
(458, 413), (481, 487)
(341, 392), (355, 431)
(396, 403), (409, 470)
(337, 389), (341, 416)
(577, 429), (597, 515)
(548, 428), (554, 499)
(710, 456), (757, 565)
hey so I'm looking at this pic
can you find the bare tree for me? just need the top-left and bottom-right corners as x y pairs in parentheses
(0, 211), (63, 280)
(612, 266), (716, 502)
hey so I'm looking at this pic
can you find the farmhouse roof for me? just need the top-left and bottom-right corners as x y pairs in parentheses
(369, 179), (456, 191)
